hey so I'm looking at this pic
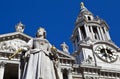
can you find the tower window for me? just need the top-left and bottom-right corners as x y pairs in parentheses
(80, 26), (86, 40)
(93, 27), (99, 40)
(88, 16), (91, 20)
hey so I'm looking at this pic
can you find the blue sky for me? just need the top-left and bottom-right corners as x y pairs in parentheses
(0, 0), (120, 53)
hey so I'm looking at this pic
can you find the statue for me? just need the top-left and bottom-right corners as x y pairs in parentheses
(36, 27), (46, 39)
(15, 22), (25, 33)
(9, 27), (60, 79)
(60, 42), (69, 53)
(80, 2), (85, 9)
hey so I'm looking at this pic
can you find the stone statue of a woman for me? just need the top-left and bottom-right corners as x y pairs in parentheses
(20, 27), (60, 79)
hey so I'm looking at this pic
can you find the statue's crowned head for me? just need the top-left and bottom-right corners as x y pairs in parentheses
(36, 27), (46, 38)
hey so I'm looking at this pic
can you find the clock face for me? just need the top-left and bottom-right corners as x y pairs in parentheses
(95, 45), (118, 63)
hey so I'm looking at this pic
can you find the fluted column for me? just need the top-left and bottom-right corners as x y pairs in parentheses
(0, 61), (5, 79)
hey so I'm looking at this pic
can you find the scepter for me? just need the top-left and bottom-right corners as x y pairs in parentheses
(8, 48), (22, 60)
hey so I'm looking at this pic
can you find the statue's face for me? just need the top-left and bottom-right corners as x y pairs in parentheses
(37, 29), (44, 36)
(37, 28), (46, 38)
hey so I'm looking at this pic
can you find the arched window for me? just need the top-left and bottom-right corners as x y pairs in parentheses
(88, 16), (91, 20)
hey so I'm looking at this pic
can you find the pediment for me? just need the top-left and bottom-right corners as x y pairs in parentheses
(0, 32), (32, 53)
(0, 32), (32, 42)
(57, 50), (75, 60)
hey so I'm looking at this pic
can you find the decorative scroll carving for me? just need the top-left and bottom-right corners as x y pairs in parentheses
(0, 39), (27, 52)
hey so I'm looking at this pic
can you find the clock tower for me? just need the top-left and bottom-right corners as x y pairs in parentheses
(71, 2), (120, 79)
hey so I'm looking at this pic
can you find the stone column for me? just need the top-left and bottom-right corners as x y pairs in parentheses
(104, 27), (111, 40)
(78, 27), (82, 41)
(68, 69), (72, 79)
(18, 63), (21, 79)
(90, 26), (95, 40)
(100, 27), (105, 40)
(0, 61), (5, 79)
(84, 24), (90, 38)
(97, 27), (102, 40)
(60, 69), (63, 79)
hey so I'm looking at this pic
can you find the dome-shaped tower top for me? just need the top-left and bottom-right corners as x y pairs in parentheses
(76, 2), (94, 23)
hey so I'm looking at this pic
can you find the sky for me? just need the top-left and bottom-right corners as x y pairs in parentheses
(0, 0), (120, 53)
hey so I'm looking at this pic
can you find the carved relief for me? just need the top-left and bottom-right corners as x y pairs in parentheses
(0, 39), (27, 52)
(86, 55), (93, 64)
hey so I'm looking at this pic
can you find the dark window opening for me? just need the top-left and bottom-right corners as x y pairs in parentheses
(80, 26), (86, 40)
(63, 69), (68, 79)
(88, 16), (91, 20)
(93, 27), (99, 40)
(102, 27), (105, 34)
(4, 63), (18, 79)
(117, 73), (120, 77)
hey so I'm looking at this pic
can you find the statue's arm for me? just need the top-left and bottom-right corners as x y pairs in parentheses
(21, 39), (33, 52)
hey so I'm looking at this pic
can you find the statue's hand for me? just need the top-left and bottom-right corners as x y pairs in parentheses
(21, 45), (30, 52)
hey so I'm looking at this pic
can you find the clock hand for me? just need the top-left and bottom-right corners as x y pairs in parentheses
(104, 48), (110, 62)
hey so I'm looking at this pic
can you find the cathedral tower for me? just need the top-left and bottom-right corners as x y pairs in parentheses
(71, 2), (111, 52)
(71, 2), (120, 78)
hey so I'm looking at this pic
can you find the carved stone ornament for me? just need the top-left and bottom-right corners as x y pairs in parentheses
(60, 42), (69, 53)
(15, 22), (25, 32)
(86, 55), (93, 64)
(0, 39), (27, 52)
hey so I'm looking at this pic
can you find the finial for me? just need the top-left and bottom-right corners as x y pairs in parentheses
(80, 2), (85, 9)
(15, 21), (25, 33)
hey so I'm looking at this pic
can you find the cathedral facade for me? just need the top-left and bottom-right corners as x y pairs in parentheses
(0, 2), (120, 79)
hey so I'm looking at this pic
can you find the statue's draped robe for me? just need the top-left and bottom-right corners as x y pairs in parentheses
(22, 38), (56, 79)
